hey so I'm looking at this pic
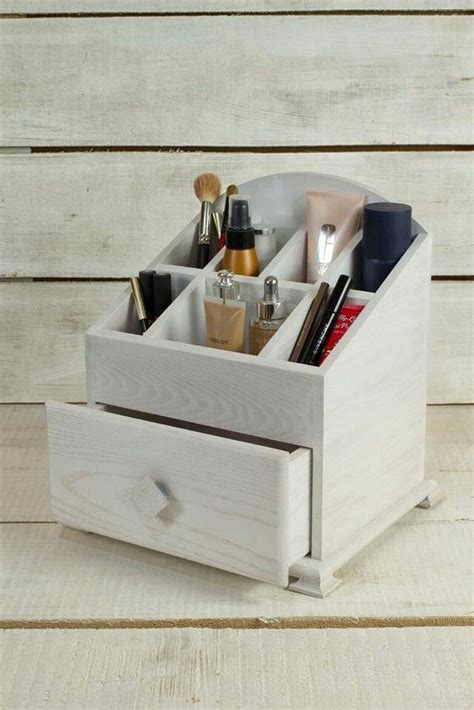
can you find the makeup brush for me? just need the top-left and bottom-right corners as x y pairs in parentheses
(193, 173), (222, 268)
(218, 184), (238, 250)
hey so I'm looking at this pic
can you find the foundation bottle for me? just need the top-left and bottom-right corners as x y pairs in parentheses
(249, 276), (286, 355)
(204, 270), (246, 353)
(222, 195), (259, 277)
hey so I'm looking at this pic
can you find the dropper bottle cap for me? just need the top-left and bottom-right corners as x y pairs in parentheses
(257, 276), (285, 321)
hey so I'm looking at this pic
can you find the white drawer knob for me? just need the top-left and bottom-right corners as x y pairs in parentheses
(131, 476), (169, 517)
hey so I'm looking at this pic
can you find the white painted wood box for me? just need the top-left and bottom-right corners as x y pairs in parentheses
(46, 173), (441, 597)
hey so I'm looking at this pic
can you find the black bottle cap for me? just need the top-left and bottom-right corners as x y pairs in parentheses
(139, 270), (155, 317)
(228, 197), (251, 230)
(363, 202), (412, 261)
(226, 195), (255, 250)
(153, 272), (172, 318)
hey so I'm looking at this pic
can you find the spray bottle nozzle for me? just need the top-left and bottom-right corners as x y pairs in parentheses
(228, 196), (251, 230)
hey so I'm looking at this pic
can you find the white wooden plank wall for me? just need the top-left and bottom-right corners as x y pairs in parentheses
(0, 3), (472, 708)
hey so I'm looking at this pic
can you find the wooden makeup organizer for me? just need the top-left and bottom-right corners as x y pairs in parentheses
(46, 172), (441, 598)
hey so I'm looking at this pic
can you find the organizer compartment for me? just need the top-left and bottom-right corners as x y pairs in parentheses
(260, 286), (373, 363)
(46, 402), (311, 586)
(147, 274), (312, 353)
(93, 267), (198, 336)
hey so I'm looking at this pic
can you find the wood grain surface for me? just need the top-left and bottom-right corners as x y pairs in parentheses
(1, 16), (471, 146)
(2, 1), (472, 11)
(2, 404), (471, 524)
(46, 402), (310, 585)
(1, 628), (472, 710)
(1, 516), (471, 620)
(1, 151), (471, 277)
(1, 281), (471, 403)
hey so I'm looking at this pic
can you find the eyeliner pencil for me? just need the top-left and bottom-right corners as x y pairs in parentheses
(289, 282), (329, 362)
(303, 274), (352, 366)
(130, 277), (149, 334)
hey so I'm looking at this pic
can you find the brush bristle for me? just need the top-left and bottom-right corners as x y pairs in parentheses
(193, 173), (222, 203)
(226, 184), (238, 196)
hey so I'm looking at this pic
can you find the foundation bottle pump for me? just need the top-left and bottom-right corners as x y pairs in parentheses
(249, 276), (286, 355)
(223, 195), (259, 277)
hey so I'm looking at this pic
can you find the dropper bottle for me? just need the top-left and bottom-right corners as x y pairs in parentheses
(249, 276), (286, 355)
(223, 195), (259, 277)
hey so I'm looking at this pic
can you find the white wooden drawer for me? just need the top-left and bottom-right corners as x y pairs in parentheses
(46, 402), (311, 587)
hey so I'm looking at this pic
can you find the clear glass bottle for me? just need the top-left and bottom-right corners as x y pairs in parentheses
(253, 220), (277, 272)
(249, 276), (286, 355)
(204, 270), (246, 352)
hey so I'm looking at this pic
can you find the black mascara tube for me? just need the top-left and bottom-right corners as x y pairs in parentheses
(303, 275), (352, 366)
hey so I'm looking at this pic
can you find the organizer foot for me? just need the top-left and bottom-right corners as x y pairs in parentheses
(288, 558), (341, 598)
(288, 480), (442, 598)
(416, 484), (443, 509)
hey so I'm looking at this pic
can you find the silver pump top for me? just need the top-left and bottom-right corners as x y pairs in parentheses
(212, 269), (240, 303)
(256, 275), (285, 321)
(316, 223), (337, 276)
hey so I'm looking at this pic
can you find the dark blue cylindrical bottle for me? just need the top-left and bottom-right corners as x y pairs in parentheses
(362, 203), (412, 291)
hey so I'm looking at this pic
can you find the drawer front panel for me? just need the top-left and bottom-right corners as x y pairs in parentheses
(46, 403), (310, 586)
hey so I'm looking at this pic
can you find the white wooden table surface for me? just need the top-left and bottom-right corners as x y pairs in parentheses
(1, 404), (472, 707)
(0, 2), (472, 707)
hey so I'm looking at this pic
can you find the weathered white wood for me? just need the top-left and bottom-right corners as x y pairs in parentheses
(310, 235), (431, 558)
(2, 403), (470, 524)
(1, 152), (471, 277)
(46, 402), (311, 585)
(289, 480), (440, 597)
(0, 281), (125, 402)
(2, 0), (471, 10)
(87, 329), (325, 447)
(2, 628), (472, 710)
(288, 448), (312, 564)
(0, 281), (471, 404)
(1, 518), (471, 618)
(1, 17), (471, 145)
(427, 281), (474, 404)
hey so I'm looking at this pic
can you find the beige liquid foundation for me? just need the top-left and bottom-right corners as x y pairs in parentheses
(204, 270), (246, 353)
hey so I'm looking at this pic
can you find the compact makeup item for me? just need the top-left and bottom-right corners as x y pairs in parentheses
(362, 202), (412, 292)
(289, 281), (329, 363)
(302, 274), (352, 366)
(138, 270), (155, 319)
(249, 276), (286, 355)
(130, 277), (149, 334)
(218, 184), (238, 250)
(306, 191), (365, 283)
(315, 224), (336, 277)
(193, 173), (222, 268)
(153, 271), (172, 318)
(223, 195), (259, 276)
(319, 302), (365, 365)
(204, 270), (246, 352)
(253, 220), (277, 272)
